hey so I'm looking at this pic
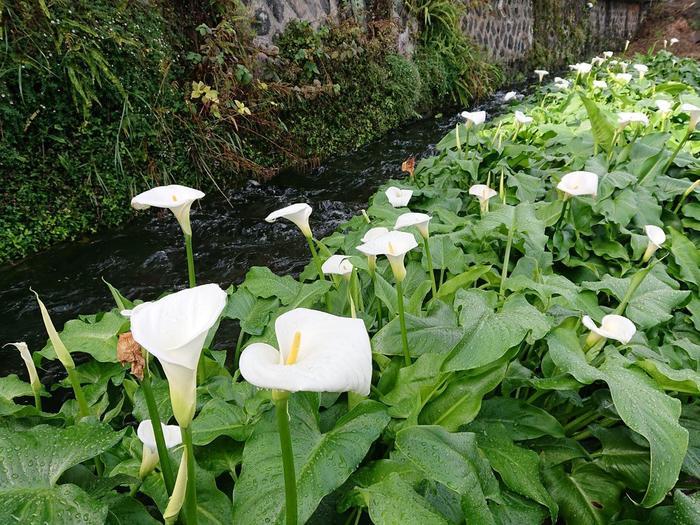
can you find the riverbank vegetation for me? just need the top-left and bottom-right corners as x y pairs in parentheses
(2, 47), (700, 523)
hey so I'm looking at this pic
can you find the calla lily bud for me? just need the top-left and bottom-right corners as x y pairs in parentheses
(33, 291), (75, 370)
(460, 110), (486, 127)
(361, 227), (389, 273)
(357, 230), (417, 282)
(469, 184), (498, 213)
(643, 225), (666, 262)
(322, 255), (353, 279)
(131, 185), (204, 237)
(617, 112), (649, 129)
(583, 314), (636, 347)
(681, 103), (700, 131)
(239, 308), (372, 395)
(163, 449), (189, 525)
(131, 284), (227, 427)
(137, 420), (182, 478)
(265, 203), (313, 239)
(557, 171), (598, 198)
(534, 69), (549, 82)
(385, 186), (413, 208)
(624, 40), (630, 52)
(394, 212), (431, 239)
(5, 342), (40, 393)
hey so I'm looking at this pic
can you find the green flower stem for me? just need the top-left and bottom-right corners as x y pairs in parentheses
(371, 273), (383, 330)
(274, 391), (298, 525)
(552, 197), (570, 239)
(422, 237), (437, 297)
(306, 237), (326, 281)
(233, 329), (246, 371)
(661, 129), (690, 176)
(614, 263), (654, 316)
(141, 373), (175, 495)
(181, 425), (198, 525)
(564, 409), (598, 435)
(673, 180), (700, 214)
(66, 366), (89, 418)
(498, 219), (515, 299)
(184, 234), (196, 288)
(33, 388), (42, 411)
(396, 280), (411, 366)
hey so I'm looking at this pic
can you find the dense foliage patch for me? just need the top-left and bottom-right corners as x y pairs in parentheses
(3, 49), (700, 523)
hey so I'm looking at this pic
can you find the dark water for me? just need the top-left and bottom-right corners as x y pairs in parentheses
(0, 90), (517, 374)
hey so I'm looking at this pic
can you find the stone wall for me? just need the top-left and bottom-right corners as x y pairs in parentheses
(244, 0), (648, 65)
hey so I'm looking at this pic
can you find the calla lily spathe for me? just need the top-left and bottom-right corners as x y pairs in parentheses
(361, 227), (389, 272)
(239, 308), (372, 395)
(357, 230), (418, 282)
(614, 73), (632, 84)
(583, 314), (636, 344)
(322, 255), (353, 277)
(569, 62), (592, 74)
(603, 51), (614, 58)
(554, 77), (570, 89)
(591, 57), (605, 66)
(643, 225), (666, 262)
(137, 419), (182, 478)
(460, 110), (486, 127)
(130, 284), (227, 427)
(617, 112), (649, 128)
(5, 342), (40, 392)
(633, 64), (648, 79)
(131, 185), (204, 236)
(534, 69), (549, 82)
(656, 99), (673, 116)
(469, 184), (498, 213)
(265, 203), (313, 238)
(385, 187), (413, 208)
(557, 171), (598, 198)
(514, 111), (533, 125)
(593, 80), (608, 89)
(681, 103), (700, 130)
(670, 38), (679, 46)
(395, 212), (431, 239)
(503, 91), (517, 102)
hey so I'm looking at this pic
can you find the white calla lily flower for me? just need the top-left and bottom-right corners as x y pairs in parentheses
(5, 342), (40, 392)
(361, 227), (389, 273)
(633, 64), (648, 79)
(620, 62), (629, 73)
(570, 62), (593, 74)
(131, 185), (204, 236)
(321, 255), (353, 278)
(514, 111), (533, 125)
(265, 203), (313, 238)
(681, 103), (700, 130)
(617, 111), (649, 128)
(603, 51), (614, 58)
(137, 420), (182, 478)
(385, 186), (413, 208)
(395, 212), (431, 239)
(130, 284), (227, 427)
(239, 308), (372, 395)
(460, 110), (486, 127)
(656, 99), (673, 116)
(554, 77), (571, 89)
(534, 69), (549, 82)
(593, 80), (608, 89)
(357, 230), (418, 282)
(670, 38), (679, 46)
(583, 314), (636, 345)
(557, 171), (598, 198)
(503, 91), (518, 102)
(615, 73), (632, 84)
(469, 184), (498, 213)
(643, 225), (666, 262)
(591, 57), (605, 66)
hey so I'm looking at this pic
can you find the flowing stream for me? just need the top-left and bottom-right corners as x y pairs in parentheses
(0, 90), (517, 374)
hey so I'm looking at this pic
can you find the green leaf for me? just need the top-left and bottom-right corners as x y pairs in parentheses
(580, 94), (616, 151)
(359, 472), (450, 525)
(590, 426), (650, 492)
(396, 425), (499, 524)
(232, 397), (389, 524)
(0, 374), (34, 400)
(669, 228), (700, 287)
(436, 265), (492, 299)
(421, 359), (507, 431)
(192, 398), (257, 445)
(470, 397), (565, 440)
(102, 278), (134, 311)
(542, 463), (622, 525)
(674, 489), (700, 524)
(39, 311), (128, 363)
(0, 484), (107, 525)
(476, 429), (558, 521)
(446, 290), (550, 372)
(241, 266), (302, 305)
